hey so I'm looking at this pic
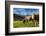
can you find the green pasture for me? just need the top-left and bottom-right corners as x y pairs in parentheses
(13, 20), (39, 28)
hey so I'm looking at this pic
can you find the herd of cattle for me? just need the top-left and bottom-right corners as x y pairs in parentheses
(23, 14), (39, 23)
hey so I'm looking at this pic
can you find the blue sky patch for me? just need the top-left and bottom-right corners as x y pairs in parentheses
(13, 8), (39, 16)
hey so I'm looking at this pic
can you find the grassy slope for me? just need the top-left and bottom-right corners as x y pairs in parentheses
(13, 20), (39, 28)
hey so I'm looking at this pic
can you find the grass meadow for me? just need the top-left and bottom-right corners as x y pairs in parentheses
(13, 20), (39, 28)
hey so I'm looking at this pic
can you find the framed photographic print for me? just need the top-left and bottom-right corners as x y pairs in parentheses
(5, 1), (45, 35)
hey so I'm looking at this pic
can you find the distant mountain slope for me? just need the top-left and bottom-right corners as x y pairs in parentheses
(13, 14), (25, 20)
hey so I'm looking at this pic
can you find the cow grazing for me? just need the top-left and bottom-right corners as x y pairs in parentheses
(23, 16), (32, 23)
(23, 14), (39, 23)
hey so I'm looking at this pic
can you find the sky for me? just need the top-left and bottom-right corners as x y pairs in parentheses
(13, 8), (39, 16)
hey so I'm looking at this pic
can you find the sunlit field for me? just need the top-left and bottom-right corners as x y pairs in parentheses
(13, 20), (39, 28)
